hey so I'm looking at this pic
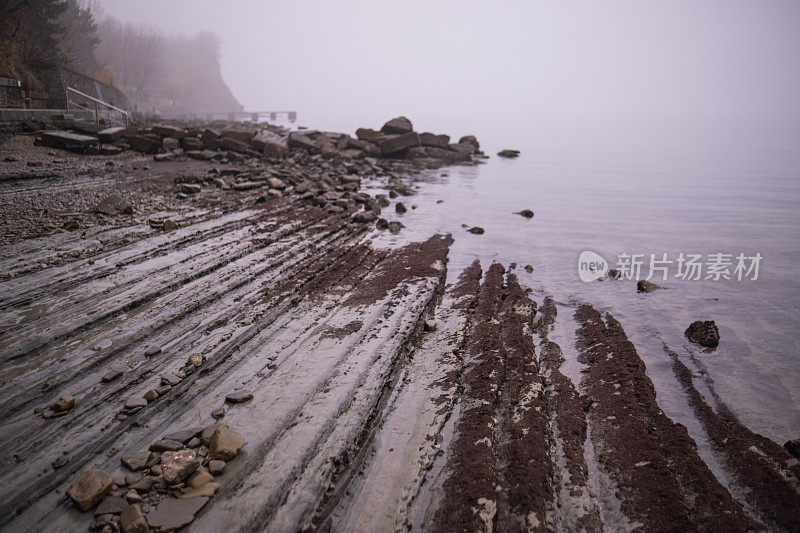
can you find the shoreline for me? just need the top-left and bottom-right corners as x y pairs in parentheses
(1, 118), (799, 531)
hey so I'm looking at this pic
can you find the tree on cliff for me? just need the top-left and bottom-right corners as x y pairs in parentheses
(0, 0), (70, 85)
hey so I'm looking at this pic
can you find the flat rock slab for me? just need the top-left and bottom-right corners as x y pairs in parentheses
(38, 131), (99, 148)
(145, 496), (209, 530)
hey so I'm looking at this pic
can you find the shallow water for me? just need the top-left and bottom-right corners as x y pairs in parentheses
(368, 117), (800, 443)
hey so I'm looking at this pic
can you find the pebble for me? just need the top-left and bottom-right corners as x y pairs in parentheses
(211, 407), (225, 420)
(187, 470), (214, 488)
(102, 370), (122, 383)
(128, 476), (153, 492)
(424, 320), (437, 332)
(225, 390), (253, 404)
(52, 394), (75, 412)
(119, 504), (148, 533)
(143, 389), (159, 402)
(467, 226), (485, 235)
(208, 460), (225, 475)
(162, 219), (178, 231)
(161, 449), (199, 484)
(124, 489), (141, 503)
(144, 345), (161, 357)
(209, 426), (245, 461)
(187, 353), (204, 367)
(52, 454), (69, 469)
(515, 209), (535, 218)
(162, 427), (202, 444)
(124, 397), (147, 410)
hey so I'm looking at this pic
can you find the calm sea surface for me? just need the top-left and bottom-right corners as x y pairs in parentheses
(362, 116), (800, 444)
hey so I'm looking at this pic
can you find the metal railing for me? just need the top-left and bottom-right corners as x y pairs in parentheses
(65, 87), (129, 126)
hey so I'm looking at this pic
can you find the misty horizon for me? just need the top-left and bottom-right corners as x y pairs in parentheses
(96, 0), (800, 134)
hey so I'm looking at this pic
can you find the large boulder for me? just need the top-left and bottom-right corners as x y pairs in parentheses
(151, 124), (187, 139)
(355, 128), (383, 143)
(66, 469), (113, 511)
(219, 136), (251, 154)
(377, 132), (420, 156)
(221, 129), (256, 144)
(381, 116), (413, 135)
(201, 129), (221, 150)
(685, 320), (720, 348)
(127, 134), (161, 154)
(458, 135), (480, 151)
(288, 132), (316, 152)
(419, 132), (450, 149)
(97, 126), (126, 143)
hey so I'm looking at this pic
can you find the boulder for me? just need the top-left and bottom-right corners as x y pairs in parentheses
(208, 460), (225, 475)
(784, 439), (800, 458)
(355, 128), (383, 143)
(66, 469), (113, 511)
(97, 126), (126, 143)
(352, 211), (378, 223)
(467, 226), (485, 235)
(251, 130), (286, 153)
(219, 136), (251, 154)
(209, 426), (245, 460)
(161, 449), (200, 484)
(127, 135), (160, 154)
(221, 129), (256, 144)
(449, 142), (474, 156)
(180, 137), (204, 151)
(314, 135), (338, 157)
(685, 321), (720, 348)
(225, 390), (253, 404)
(515, 209), (534, 218)
(381, 116), (413, 135)
(36, 131), (99, 150)
(95, 195), (133, 216)
(201, 129), (221, 150)
(377, 132), (420, 156)
(151, 124), (187, 139)
(162, 137), (180, 151)
(498, 149), (520, 158)
(458, 135), (480, 150)
(419, 132), (450, 149)
(145, 496), (209, 530)
(637, 280), (660, 293)
(288, 132), (316, 151)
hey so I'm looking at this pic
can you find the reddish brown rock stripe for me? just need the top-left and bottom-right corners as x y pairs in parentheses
(670, 349), (800, 531)
(575, 305), (754, 531)
(433, 267), (553, 532)
(495, 274), (550, 532)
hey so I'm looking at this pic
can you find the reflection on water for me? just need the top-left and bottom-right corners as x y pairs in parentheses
(368, 118), (800, 443)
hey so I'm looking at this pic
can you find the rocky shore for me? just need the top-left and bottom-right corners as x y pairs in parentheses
(1, 116), (799, 532)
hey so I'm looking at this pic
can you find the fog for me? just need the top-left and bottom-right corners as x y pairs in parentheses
(97, 0), (800, 135)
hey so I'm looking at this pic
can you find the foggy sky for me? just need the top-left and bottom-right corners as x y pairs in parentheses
(97, 0), (800, 134)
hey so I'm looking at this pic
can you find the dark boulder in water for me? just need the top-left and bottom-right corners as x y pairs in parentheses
(498, 149), (520, 158)
(637, 280), (659, 293)
(515, 209), (534, 218)
(685, 320), (720, 347)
